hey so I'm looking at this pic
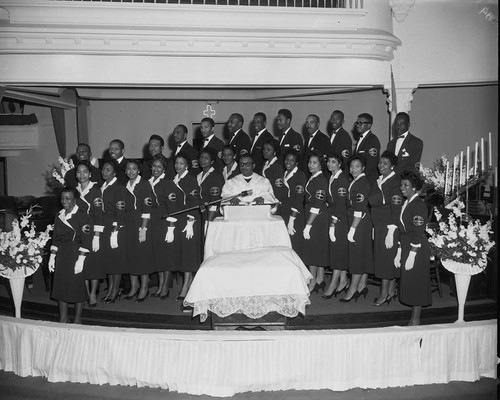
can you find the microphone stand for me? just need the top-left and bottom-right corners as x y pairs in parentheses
(161, 190), (252, 219)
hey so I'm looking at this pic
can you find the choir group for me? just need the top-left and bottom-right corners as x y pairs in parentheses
(49, 109), (431, 326)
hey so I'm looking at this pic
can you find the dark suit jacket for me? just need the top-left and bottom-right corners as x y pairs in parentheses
(166, 143), (199, 179)
(329, 127), (353, 163)
(386, 132), (423, 176)
(199, 136), (225, 172)
(250, 129), (274, 174)
(301, 131), (330, 175)
(354, 131), (381, 187)
(64, 164), (103, 189)
(279, 128), (304, 161)
(116, 158), (128, 185)
(228, 130), (252, 161)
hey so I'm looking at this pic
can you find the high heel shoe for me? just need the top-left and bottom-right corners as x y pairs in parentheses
(159, 291), (169, 300)
(317, 281), (326, 293)
(339, 291), (361, 303)
(136, 292), (149, 303)
(320, 291), (336, 300)
(176, 294), (186, 302)
(88, 300), (97, 308)
(333, 283), (349, 297)
(372, 295), (390, 306)
(124, 292), (138, 301)
(102, 292), (121, 304)
(358, 287), (369, 300)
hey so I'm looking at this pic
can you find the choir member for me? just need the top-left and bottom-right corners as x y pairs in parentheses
(197, 148), (225, 222)
(221, 145), (240, 182)
(340, 155), (374, 302)
(96, 159), (128, 304)
(261, 139), (285, 210)
(48, 187), (90, 324)
(75, 160), (104, 308)
(322, 153), (350, 299)
(396, 170), (431, 325)
(281, 149), (306, 259)
(368, 151), (403, 306)
(123, 159), (155, 301)
(302, 152), (330, 293)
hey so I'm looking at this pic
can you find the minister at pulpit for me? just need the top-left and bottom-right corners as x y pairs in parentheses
(221, 154), (278, 205)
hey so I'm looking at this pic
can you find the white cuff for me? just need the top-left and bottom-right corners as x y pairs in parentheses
(78, 247), (90, 253)
(353, 211), (363, 218)
(93, 225), (104, 233)
(50, 245), (58, 252)
(310, 207), (320, 215)
(209, 206), (217, 212)
(140, 213), (151, 219)
(410, 242), (422, 248)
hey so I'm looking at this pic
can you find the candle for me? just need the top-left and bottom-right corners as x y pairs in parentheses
(488, 132), (492, 167)
(481, 138), (485, 170)
(452, 155), (457, 192)
(466, 146), (470, 179)
(474, 141), (478, 176)
(444, 161), (449, 195)
(459, 151), (463, 185)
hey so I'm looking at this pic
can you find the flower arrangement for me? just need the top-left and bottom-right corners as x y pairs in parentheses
(0, 206), (53, 276)
(52, 156), (74, 186)
(420, 154), (449, 194)
(426, 198), (495, 270)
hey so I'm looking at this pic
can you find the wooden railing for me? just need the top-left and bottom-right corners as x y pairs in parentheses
(53, 0), (364, 9)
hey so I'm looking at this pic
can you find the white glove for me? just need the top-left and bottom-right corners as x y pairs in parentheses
(287, 216), (296, 236)
(405, 251), (417, 271)
(385, 225), (397, 249)
(74, 255), (85, 274)
(303, 224), (312, 240)
(110, 230), (118, 249)
(394, 246), (402, 268)
(92, 236), (100, 252)
(347, 227), (356, 243)
(182, 218), (195, 239)
(165, 217), (177, 243)
(329, 226), (336, 242)
(48, 253), (56, 272)
(138, 227), (147, 243)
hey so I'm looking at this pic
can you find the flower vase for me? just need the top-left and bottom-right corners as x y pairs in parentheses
(9, 276), (25, 318)
(454, 273), (471, 323)
(440, 259), (482, 323)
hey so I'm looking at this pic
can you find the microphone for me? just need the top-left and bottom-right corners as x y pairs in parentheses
(239, 189), (253, 197)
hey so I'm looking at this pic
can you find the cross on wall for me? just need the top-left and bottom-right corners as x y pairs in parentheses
(203, 104), (216, 118)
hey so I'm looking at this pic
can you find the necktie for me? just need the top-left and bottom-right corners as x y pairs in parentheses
(398, 135), (405, 139)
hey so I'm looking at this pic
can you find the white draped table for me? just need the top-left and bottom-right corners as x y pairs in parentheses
(187, 211), (311, 322)
(203, 216), (292, 259)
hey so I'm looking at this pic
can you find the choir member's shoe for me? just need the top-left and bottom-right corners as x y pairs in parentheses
(88, 301), (97, 308)
(358, 287), (369, 300)
(339, 291), (362, 303)
(333, 284), (349, 297)
(181, 304), (192, 313)
(320, 291), (336, 300)
(176, 295), (186, 302)
(317, 281), (326, 293)
(159, 291), (169, 300)
(372, 295), (390, 306)
(136, 292), (149, 303)
(124, 292), (138, 301)
(102, 292), (121, 304)
(310, 283), (320, 294)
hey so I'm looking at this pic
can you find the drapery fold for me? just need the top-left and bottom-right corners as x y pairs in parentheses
(0, 316), (496, 397)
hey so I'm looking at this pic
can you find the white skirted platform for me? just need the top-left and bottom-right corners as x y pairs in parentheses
(0, 316), (496, 397)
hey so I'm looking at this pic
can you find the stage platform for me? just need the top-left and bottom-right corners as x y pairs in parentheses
(0, 267), (496, 330)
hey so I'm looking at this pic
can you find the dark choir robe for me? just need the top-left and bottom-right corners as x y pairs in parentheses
(149, 173), (180, 272)
(199, 135), (225, 172)
(124, 176), (155, 275)
(280, 166), (306, 258)
(346, 173), (374, 274)
(197, 167), (225, 218)
(301, 131), (330, 176)
(94, 177), (128, 275)
(368, 172), (403, 280)
(51, 205), (91, 304)
(262, 157), (285, 209)
(250, 129), (274, 174)
(353, 131), (381, 187)
(327, 170), (350, 270)
(302, 171), (330, 266)
(166, 142), (199, 179)
(76, 181), (105, 280)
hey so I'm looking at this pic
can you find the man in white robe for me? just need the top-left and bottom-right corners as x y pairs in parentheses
(221, 155), (277, 205)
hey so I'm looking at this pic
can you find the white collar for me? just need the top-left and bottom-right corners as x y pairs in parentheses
(127, 175), (142, 192)
(330, 169), (342, 182)
(59, 204), (79, 222)
(101, 177), (117, 191)
(198, 167), (214, 185)
(77, 180), (96, 196)
(149, 173), (165, 186)
(174, 169), (189, 185)
(377, 171), (396, 186)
